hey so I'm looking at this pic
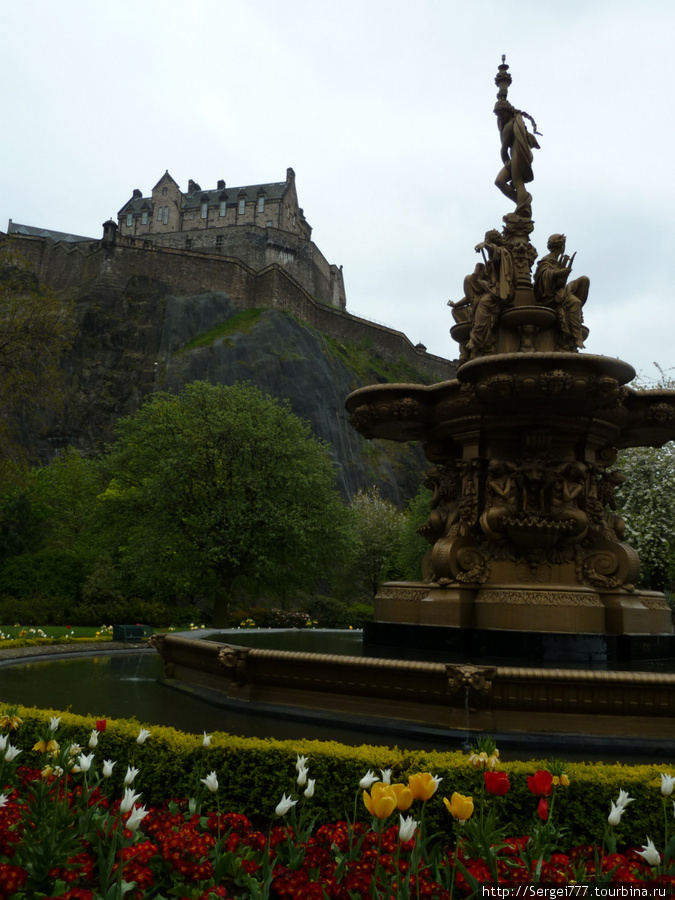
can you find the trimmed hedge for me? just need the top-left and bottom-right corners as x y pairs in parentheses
(4, 704), (672, 850)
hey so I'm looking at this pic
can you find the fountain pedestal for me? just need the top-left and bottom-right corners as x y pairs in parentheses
(346, 58), (675, 658)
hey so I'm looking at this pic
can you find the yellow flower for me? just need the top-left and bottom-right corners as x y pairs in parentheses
(32, 739), (59, 754)
(390, 783), (414, 811)
(408, 772), (440, 802)
(363, 783), (398, 819)
(0, 715), (22, 731)
(443, 792), (474, 821)
(552, 774), (570, 788)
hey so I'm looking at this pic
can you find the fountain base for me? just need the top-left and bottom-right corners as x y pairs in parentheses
(373, 581), (674, 644)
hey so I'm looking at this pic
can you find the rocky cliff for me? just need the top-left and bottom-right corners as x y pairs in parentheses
(42, 275), (447, 503)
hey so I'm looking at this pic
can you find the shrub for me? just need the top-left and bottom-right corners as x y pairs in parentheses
(4, 704), (671, 849)
(300, 596), (352, 628)
(347, 602), (374, 628)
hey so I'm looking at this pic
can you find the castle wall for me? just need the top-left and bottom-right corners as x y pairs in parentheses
(2, 231), (455, 383)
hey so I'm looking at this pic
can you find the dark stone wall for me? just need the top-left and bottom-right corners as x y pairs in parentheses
(3, 231), (454, 502)
(3, 231), (455, 383)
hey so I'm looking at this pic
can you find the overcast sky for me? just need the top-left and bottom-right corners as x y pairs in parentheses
(2, 1), (674, 381)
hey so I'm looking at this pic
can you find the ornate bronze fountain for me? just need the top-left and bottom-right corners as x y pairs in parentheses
(346, 58), (675, 657)
(154, 61), (675, 749)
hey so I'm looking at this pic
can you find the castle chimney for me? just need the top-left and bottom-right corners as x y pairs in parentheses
(217, 179), (225, 190)
(187, 179), (201, 193)
(286, 167), (295, 183)
(132, 188), (142, 199)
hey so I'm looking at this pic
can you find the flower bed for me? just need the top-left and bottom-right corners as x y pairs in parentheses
(0, 712), (674, 897)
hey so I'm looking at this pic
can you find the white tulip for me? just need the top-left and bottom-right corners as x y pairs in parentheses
(88, 731), (99, 749)
(275, 793), (298, 816)
(636, 838), (660, 867)
(661, 774), (675, 797)
(201, 771), (219, 793)
(202, 732), (212, 748)
(295, 755), (308, 772)
(297, 766), (308, 787)
(380, 768), (392, 784)
(76, 752), (95, 773)
(126, 804), (149, 833)
(102, 759), (116, 778)
(4, 745), (21, 763)
(304, 779), (315, 799)
(616, 789), (635, 810)
(124, 765), (139, 785)
(359, 770), (378, 790)
(49, 717), (61, 732)
(120, 787), (142, 813)
(398, 814), (418, 843)
(608, 800), (625, 827)
(136, 728), (151, 744)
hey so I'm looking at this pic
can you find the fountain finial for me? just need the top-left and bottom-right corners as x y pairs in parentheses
(494, 54), (512, 102)
(493, 57), (539, 220)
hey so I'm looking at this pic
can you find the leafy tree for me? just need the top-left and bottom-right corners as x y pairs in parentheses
(349, 487), (406, 598)
(93, 381), (355, 625)
(615, 442), (675, 592)
(394, 484), (433, 583)
(0, 492), (48, 562)
(33, 448), (103, 553)
(614, 365), (675, 593)
(0, 245), (75, 485)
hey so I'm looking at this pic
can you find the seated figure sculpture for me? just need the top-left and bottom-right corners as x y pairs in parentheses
(534, 234), (590, 350)
(448, 230), (516, 356)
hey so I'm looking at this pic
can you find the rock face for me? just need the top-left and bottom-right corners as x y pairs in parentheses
(44, 277), (436, 503)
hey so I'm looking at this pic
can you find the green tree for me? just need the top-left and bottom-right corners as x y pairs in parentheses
(94, 381), (355, 625)
(613, 365), (675, 593)
(615, 442), (675, 592)
(33, 448), (103, 553)
(394, 484), (433, 583)
(0, 244), (75, 486)
(349, 487), (406, 598)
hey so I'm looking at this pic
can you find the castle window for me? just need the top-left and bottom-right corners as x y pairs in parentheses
(216, 235), (223, 249)
(141, 211), (148, 225)
(185, 238), (192, 249)
(257, 196), (265, 213)
(201, 203), (208, 219)
(157, 206), (163, 221)
(238, 199), (246, 215)
(126, 213), (133, 227)
(164, 207), (169, 225)
(162, 187), (168, 196)
(219, 201), (227, 217)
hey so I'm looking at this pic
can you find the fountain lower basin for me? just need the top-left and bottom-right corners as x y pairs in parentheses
(152, 629), (675, 755)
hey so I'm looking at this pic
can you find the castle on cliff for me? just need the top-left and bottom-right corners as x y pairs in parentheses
(5, 166), (452, 381)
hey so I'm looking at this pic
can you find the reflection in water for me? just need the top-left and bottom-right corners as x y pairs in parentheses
(0, 653), (444, 750)
(0, 643), (671, 761)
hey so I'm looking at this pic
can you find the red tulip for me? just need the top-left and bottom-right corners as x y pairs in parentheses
(527, 769), (553, 797)
(484, 771), (510, 796)
(96, 719), (107, 732)
(537, 797), (549, 821)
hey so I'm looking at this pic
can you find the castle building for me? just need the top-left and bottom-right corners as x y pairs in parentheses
(115, 167), (345, 310)
(118, 167), (310, 242)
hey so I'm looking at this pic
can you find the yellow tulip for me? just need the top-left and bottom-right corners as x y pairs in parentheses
(390, 783), (414, 811)
(363, 783), (398, 819)
(408, 772), (439, 802)
(443, 792), (474, 821)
